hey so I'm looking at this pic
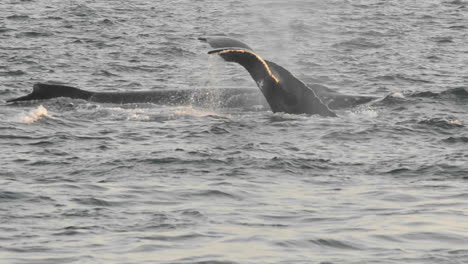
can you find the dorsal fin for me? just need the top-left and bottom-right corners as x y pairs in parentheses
(7, 83), (93, 102)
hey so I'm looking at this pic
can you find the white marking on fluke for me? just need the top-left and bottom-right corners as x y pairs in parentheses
(211, 49), (280, 83)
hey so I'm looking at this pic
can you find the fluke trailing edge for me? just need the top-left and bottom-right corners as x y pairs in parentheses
(201, 37), (377, 116)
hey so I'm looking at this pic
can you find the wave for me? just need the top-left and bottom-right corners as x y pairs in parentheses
(0, 191), (30, 201)
(410, 87), (468, 99)
(332, 38), (385, 49)
(169, 261), (238, 264)
(138, 232), (216, 242)
(276, 238), (362, 250)
(71, 197), (121, 207)
(264, 157), (332, 171)
(401, 231), (466, 244)
(373, 87), (468, 108)
(181, 190), (241, 201)
(0, 70), (26, 76)
(15, 31), (54, 38)
(373, 93), (408, 106)
(374, 74), (433, 84)
(443, 136), (468, 143)
(6, 15), (29, 20)
(382, 164), (467, 178)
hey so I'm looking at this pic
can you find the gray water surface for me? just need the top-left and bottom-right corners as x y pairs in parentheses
(1, 1), (467, 263)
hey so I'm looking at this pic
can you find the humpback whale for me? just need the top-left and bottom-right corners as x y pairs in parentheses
(7, 82), (266, 108)
(201, 37), (377, 116)
(7, 37), (376, 116)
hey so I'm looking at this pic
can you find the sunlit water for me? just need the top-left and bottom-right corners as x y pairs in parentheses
(1, 1), (467, 263)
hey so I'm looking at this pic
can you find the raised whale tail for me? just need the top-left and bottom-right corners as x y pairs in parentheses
(208, 47), (337, 117)
(209, 48), (280, 85)
(7, 83), (93, 103)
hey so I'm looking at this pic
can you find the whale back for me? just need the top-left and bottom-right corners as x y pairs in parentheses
(7, 82), (267, 109)
(7, 83), (93, 103)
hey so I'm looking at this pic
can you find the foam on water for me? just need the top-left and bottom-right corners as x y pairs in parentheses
(127, 111), (150, 121)
(19, 105), (49, 124)
(172, 106), (231, 119)
(449, 119), (462, 126)
(348, 106), (379, 119)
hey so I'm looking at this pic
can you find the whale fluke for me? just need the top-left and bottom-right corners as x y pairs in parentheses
(199, 37), (254, 51)
(209, 47), (337, 117)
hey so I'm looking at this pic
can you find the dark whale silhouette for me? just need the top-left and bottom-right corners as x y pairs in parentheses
(201, 37), (377, 116)
(7, 37), (376, 116)
(7, 82), (266, 108)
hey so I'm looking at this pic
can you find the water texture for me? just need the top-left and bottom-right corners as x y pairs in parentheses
(1, 0), (467, 263)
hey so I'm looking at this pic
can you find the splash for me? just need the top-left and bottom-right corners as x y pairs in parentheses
(20, 105), (49, 124)
(127, 109), (150, 121)
(191, 56), (226, 110)
(349, 107), (379, 118)
(173, 106), (230, 118)
(389, 92), (404, 98)
(449, 119), (462, 126)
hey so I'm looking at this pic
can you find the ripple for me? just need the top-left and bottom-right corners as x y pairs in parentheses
(6, 15), (29, 20)
(309, 238), (362, 250)
(71, 197), (117, 207)
(0, 27), (14, 33)
(333, 38), (384, 49)
(382, 164), (467, 178)
(432, 36), (454, 43)
(0, 70), (26, 76)
(441, 87), (468, 98)
(139, 232), (216, 242)
(177, 209), (207, 219)
(0, 245), (51, 253)
(443, 136), (468, 143)
(129, 244), (170, 252)
(374, 74), (432, 84)
(264, 157), (332, 172)
(418, 118), (464, 129)
(182, 190), (241, 200)
(277, 238), (362, 250)
(12, 256), (94, 264)
(170, 261), (238, 264)
(401, 232), (467, 244)
(61, 208), (110, 218)
(0, 191), (30, 201)
(15, 31), (53, 38)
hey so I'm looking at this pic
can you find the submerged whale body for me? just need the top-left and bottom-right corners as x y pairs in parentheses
(7, 83), (267, 108)
(201, 37), (378, 116)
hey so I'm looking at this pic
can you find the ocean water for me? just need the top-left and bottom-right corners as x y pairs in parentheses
(1, 0), (468, 263)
